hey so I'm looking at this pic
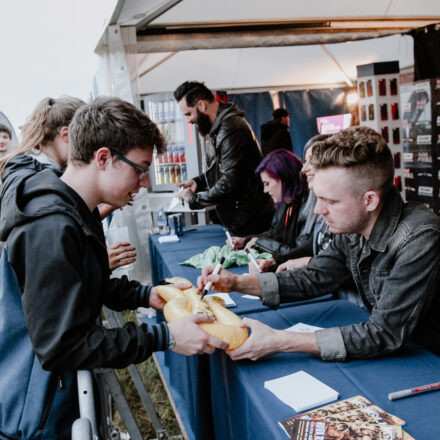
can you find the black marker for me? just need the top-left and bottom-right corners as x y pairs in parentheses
(201, 257), (225, 299)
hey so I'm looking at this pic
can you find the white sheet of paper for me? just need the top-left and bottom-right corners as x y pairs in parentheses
(167, 196), (181, 211)
(206, 292), (236, 307)
(158, 234), (179, 243)
(285, 322), (323, 333)
(242, 295), (259, 300)
(264, 370), (338, 412)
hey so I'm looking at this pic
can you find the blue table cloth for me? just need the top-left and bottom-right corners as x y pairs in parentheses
(145, 225), (440, 439)
(209, 300), (440, 440)
(148, 224), (333, 316)
(146, 225), (334, 439)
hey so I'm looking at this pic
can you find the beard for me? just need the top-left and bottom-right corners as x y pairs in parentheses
(196, 109), (213, 136)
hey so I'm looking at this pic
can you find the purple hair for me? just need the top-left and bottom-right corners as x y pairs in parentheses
(256, 149), (305, 204)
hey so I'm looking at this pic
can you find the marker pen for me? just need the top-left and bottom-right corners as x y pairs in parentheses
(201, 256), (226, 299)
(388, 381), (440, 401)
(245, 249), (262, 273)
(225, 229), (235, 250)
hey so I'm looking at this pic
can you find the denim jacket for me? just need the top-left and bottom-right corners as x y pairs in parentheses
(258, 188), (440, 360)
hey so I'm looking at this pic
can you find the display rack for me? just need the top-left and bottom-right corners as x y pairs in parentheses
(400, 77), (440, 213)
(356, 61), (405, 198)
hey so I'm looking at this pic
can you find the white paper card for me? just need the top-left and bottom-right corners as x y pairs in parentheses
(242, 295), (259, 300)
(285, 322), (323, 333)
(167, 196), (181, 211)
(158, 234), (179, 243)
(264, 370), (338, 412)
(206, 292), (236, 307)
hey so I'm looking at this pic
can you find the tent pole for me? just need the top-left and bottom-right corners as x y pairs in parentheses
(320, 44), (353, 87)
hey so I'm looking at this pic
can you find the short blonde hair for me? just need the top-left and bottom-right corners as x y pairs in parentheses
(310, 126), (394, 196)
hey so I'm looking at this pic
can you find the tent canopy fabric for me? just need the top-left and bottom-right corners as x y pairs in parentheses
(94, 0), (440, 99)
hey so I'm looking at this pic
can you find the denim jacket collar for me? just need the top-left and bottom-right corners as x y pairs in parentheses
(348, 187), (403, 253)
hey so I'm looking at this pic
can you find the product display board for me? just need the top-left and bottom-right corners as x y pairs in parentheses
(357, 61), (405, 198)
(401, 78), (440, 214)
(141, 93), (203, 192)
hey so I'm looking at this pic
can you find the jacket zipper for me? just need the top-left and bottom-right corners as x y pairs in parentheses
(37, 374), (62, 431)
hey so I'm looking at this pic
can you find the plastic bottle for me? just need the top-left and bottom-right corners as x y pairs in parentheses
(157, 206), (168, 234)
(157, 165), (164, 185)
(180, 163), (187, 181)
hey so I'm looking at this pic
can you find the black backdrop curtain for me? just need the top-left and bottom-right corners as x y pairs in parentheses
(412, 24), (440, 81)
(280, 88), (348, 158)
(228, 92), (273, 146)
(228, 88), (348, 159)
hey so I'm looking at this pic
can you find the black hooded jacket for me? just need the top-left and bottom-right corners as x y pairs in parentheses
(260, 120), (293, 156)
(189, 103), (274, 235)
(0, 155), (168, 372)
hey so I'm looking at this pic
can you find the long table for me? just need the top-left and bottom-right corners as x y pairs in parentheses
(145, 225), (440, 439)
(209, 300), (440, 439)
(148, 224), (332, 314)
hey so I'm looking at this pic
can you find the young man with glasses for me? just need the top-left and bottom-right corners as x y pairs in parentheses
(0, 97), (227, 440)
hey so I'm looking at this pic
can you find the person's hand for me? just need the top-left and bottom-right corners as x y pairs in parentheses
(244, 237), (258, 250)
(149, 282), (192, 311)
(179, 179), (197, 192)
(148, 287), (167, 310)
(276, 257), (312, 273)
(227, 236), (246, 250)
(249, 258), (275, 274)
(177, 187), (193, 202)
(107, 242), (136, 270)
(168, 314), (229, 355)
(227, 318), (281, 361)
(197, 266), (236, 293)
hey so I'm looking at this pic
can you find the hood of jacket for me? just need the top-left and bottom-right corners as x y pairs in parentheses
(1, 154), (50, 194)
(0, 165), (88, 242)
(260, 120), (288, 140)
(209, 102), (245, 136)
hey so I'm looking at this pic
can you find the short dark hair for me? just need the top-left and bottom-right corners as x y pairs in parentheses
(174, 81), (215, 107)
(310, 126), (394, 195)
(0, 124), (11, 139)
(256, 149), (305, 204)
(272, 108), (289, 121)
(69, 97), (166, 164)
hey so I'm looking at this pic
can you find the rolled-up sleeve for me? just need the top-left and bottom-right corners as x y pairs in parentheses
(257, 272), (280, 308)
(315, 327), (347, 361)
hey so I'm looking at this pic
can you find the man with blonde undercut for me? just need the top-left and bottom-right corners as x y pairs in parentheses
(199, 126), (440, 361)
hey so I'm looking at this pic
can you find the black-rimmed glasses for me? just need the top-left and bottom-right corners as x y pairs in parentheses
(109, 149), (150, 179)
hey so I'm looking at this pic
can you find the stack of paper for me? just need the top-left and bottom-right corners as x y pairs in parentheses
(264, 370), (339, 412)
(285, 322), (323, 333)
(242, 295), (259, 300)
(206, 292), (236, 307)
(158, 234), (179, 244)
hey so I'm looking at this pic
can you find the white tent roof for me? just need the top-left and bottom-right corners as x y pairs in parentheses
(95, 0), (440, 97)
